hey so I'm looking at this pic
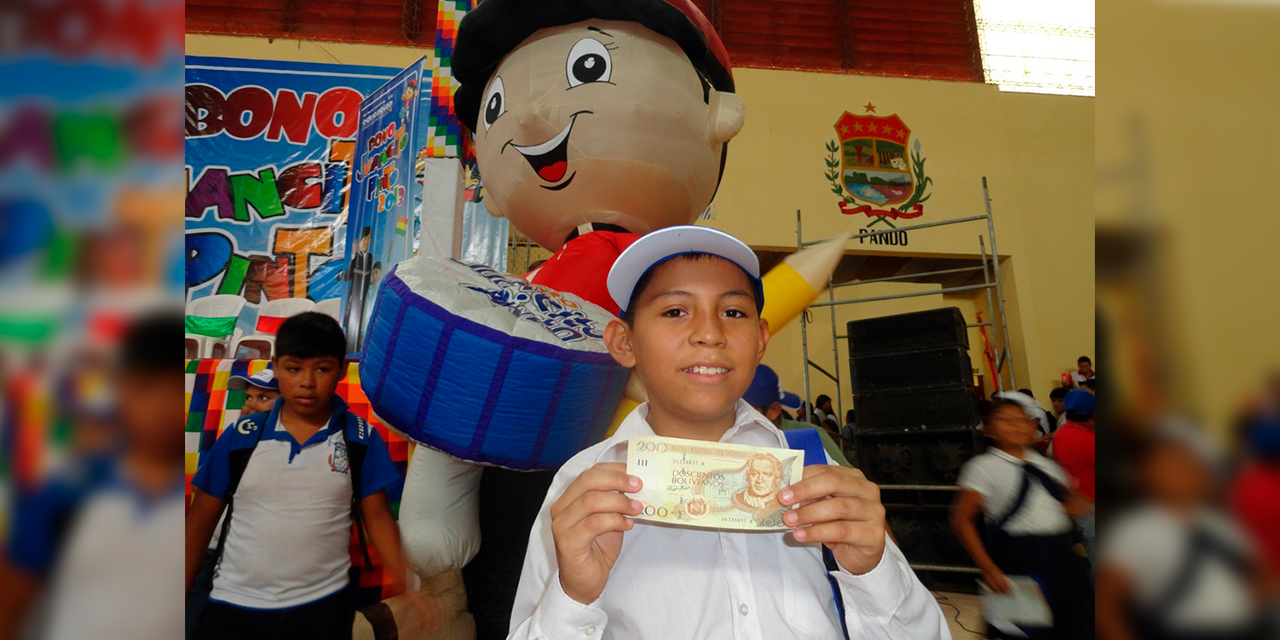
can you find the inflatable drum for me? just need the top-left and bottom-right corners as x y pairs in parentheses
(360, 257), (629, 470)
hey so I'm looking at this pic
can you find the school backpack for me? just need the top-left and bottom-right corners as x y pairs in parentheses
(207, 411), (374, 584)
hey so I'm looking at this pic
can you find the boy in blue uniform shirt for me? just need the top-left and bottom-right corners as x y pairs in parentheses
(185, 312), (407, 640)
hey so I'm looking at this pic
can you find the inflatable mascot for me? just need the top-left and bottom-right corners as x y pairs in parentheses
(360, 0), (847, 635)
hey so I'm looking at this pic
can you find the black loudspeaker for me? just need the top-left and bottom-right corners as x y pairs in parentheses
(853, 385), (978, 433)
(850, 346), (973, 392)
(884, 504), (974, 568)
(846, 307), (968, 357)
(856, 429), (985, 485)
(845, 307), (982, 579)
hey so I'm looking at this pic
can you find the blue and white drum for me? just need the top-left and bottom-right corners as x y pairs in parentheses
(360, 257), (628, 470)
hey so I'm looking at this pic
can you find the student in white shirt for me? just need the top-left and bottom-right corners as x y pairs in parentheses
(1097, 429), (1266, 640)
(951, 398), (1094, 639)
(1070, 356), (1095, 389)
(509, 226), (948, 640)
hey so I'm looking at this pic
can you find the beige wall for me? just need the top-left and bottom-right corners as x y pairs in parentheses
(709, 68), (1093, 407)
(187, 34), (1095, 408)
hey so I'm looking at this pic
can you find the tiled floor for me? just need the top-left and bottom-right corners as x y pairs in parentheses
(934, 591), (987, 640)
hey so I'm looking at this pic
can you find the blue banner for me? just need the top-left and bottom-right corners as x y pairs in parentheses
(342, 58), (426, 352)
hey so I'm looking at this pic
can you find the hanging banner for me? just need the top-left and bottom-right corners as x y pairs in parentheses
(184, 56), (421, 334)
(343, 58), (427, 352)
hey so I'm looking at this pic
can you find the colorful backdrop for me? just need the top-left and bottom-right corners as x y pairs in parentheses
(184, 57), (430, 334)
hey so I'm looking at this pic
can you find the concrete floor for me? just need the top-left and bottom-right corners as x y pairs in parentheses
(934, 590), (987, 640)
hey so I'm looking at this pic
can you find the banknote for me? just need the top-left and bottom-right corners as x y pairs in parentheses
(626, 436), (806, 531)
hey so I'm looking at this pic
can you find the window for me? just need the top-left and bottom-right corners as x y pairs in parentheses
(973, 0), (1094, 96)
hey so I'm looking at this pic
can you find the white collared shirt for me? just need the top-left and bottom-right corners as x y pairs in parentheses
(509, 400), (951, 640)
(192, 398), (401, 609)
(956, 447), (1073, 536)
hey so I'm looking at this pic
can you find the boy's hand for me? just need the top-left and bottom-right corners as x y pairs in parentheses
(780, 465), (887, 576)
(982, 565), (1012, 594)
(549, 462), (643, 605)
(1063, 493), (1092, 519)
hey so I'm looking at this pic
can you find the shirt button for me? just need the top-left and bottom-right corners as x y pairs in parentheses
(583, 624), (597, 635)
(739, 603), (749, 616)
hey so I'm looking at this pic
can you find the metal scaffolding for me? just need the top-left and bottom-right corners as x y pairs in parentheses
(797, 177), (1015, 430)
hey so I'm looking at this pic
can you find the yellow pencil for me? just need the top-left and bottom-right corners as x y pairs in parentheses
(760, 232), (850, 333)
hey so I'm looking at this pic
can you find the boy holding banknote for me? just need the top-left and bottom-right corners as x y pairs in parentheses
(508, 226), (949, 639)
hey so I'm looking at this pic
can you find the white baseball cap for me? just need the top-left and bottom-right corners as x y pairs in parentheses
(993, 390), (1049, 434)
(607, 225), (763, 315)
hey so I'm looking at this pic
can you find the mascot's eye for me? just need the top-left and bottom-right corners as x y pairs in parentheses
(482, 76), (505, 131)
(566, 38), (612, 87)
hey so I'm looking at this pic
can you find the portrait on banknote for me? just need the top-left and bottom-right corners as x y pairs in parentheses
(729, 453), (785, 524)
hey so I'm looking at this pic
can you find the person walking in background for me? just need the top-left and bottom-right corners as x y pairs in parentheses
(1098, 427), (1266, 640)
(841, 409), (857, 454)
(952, 398), (1094, 639)
(1053, 390), (1097, 576)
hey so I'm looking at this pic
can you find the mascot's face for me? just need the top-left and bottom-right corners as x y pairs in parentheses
(474, 20), (745, 252)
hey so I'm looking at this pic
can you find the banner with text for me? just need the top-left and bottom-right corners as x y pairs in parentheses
(343, 58), (426, 352)
(184, 56), (424, 336)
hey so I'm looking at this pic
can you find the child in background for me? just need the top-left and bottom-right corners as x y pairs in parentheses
(951, 398), (1094, 639)
(1, 313), (187, 640)
(230, 367), (280, 415)
(509, 226), (947, 639)
(185, 312), (407, 640)
(1098, 428), (1266, 640)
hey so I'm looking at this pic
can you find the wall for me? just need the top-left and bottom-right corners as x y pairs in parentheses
(710, 67), (1093, 406)
(187, 34), (1095, 407)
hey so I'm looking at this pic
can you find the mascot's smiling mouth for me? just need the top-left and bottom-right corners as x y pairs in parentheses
(509, 111), (589, 188)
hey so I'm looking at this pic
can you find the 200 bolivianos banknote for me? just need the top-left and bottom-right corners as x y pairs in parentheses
(626, 436), (807, 531)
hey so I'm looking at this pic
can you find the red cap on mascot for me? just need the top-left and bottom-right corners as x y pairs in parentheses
(454, 0), (735, 134)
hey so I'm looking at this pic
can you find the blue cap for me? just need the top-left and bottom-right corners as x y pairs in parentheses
(743, 365), (799, 409)
(1245, 418), (1280, 458)
(1064, 389), (1094, 414)
(779, 391), (802, 411)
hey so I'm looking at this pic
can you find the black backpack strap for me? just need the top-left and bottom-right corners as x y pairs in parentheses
(992, 469), (1033, 531)
(206, 419), (265, 591)
(1150, 525), (1253, 618)
(346, 415), (372, 566)
(991, 460), (1069, 531)
(1023, 464), (1069, 503)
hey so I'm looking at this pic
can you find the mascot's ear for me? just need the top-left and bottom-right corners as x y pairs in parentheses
(706, 90), (745, 145)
